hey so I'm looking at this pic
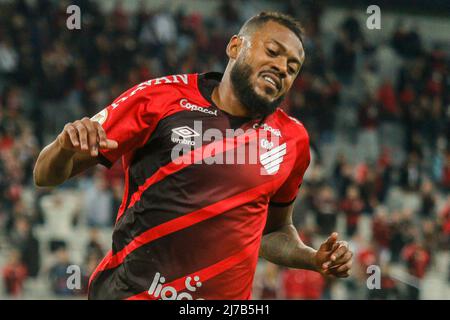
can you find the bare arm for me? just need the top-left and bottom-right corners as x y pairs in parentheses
(260, 203), (353, 277)
(259, 203), (318, 271)
(33, 117), (118, 187)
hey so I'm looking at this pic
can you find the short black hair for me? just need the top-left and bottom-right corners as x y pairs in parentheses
(238, 11), (304, 45)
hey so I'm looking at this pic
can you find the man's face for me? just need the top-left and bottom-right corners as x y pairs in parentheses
(230, 21), (305, 118)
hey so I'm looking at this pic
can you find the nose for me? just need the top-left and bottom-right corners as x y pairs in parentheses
(270, 57), (288, 79)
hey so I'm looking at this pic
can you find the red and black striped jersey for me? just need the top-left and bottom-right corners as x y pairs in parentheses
(88, 72), (310, 300)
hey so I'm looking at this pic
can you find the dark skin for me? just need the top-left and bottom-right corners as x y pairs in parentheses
(214, 21), (352, 277)
(34, 20), (352, 278)
(262, 203), (352, 277)
(212, 21), (305, 117)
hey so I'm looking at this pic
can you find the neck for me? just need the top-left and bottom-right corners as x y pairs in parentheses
(211, 71), (249, 117)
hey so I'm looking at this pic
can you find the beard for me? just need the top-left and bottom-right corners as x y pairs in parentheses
(230, 58), (285, 119)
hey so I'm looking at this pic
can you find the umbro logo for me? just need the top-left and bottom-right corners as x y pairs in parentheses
(260, 143), (286, 175)
(171, 126), (200, 146)
(172, 126), (200, 138)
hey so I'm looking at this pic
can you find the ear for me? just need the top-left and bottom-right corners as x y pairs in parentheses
(226, 35), (242, 60)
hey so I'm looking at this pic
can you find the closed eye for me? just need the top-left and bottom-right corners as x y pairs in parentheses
(267, 48), (277, 57)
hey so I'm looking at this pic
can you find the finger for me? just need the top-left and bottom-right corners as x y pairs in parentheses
(320, 232), (339, 251)
(323, 251), (349, 270)
(331, 242), (340, 253)
(105, 139), (118, 149)
(74, 122), (88, 151)
(328, 259), (352, 272)
(323, 270), (348, 278)
(330, 250), (353, 266)
(81, 118), (98, 156)
(322, 268), (338, 277)
(322, 242), (347, 269)
(334, 262), (352, 277)
(336, 262), (351, 273)
(64, 124), (79, 148)
(332, 271), (350, 278)
(95, 122), (108, 149)
(330, 242), (349, 261)
(323, 258), (346, 270)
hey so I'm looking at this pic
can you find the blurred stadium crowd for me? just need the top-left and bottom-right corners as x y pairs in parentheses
(0, 0), (449, 299)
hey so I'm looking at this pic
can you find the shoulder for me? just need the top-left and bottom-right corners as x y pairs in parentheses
(272, 108), (310, 165)
(128, 73), (197, 97)
(137, 74), (196, 92)
(274, 108), (309, 144)
(110, 73), (198, 110)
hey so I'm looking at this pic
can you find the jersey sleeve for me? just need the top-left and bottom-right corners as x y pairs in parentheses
(91, 82), (167, 168)
(269, 128), (310, 206)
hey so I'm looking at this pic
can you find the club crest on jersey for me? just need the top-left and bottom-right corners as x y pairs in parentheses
(260, 142), (286, 175)
(260, 138), (273, 150)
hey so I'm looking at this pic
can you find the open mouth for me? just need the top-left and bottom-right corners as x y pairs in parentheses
(260, 72), (281, 92)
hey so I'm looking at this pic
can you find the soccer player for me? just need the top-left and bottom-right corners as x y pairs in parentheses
(34, 12), (353, 300)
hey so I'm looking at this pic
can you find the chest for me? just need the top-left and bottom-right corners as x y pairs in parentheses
(129, 107), (296, 197)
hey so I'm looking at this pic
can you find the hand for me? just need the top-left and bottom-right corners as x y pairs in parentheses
(315, 232), (353, 278)
(57, 117), (118, 157)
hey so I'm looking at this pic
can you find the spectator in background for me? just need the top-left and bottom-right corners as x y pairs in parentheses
(389, 210), (408, 262)
(0, 36), (18, 75)
(422, 220), (439, 256)
(280, 231), (326, 299)
(400, 151), (423, 192)
(441, 149), (450, 191)
(333, 154), (353, 199)
(85, 228), (104, 262)
(48, 246), (75, 297)
(82, 171), (113, 228)
(111, 181), (124, 225)
(80, 252), (101, 296)
(2, 249), (27, 297)
(253, 262), (280, 300)
(281, 267), (326, 300)
(332, 27), (356, 85)
(40, 191), (79, 244)
(371, 207), (391, 251)
(418, 180), (436, 219)
(368, 264), (401, 300)
(354, 162), (378, 215)
(401, 241), (431, 300)
(438, 195), (450, 250)
(376, 148), (393, 203)
(358, 94), (380, 163)
(9, 216), (40, 278)
(357, 242), (379, 273)
(391, 22), (423, 59)
(312, 185), (338, 236)
(340, 185), (364, 237)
